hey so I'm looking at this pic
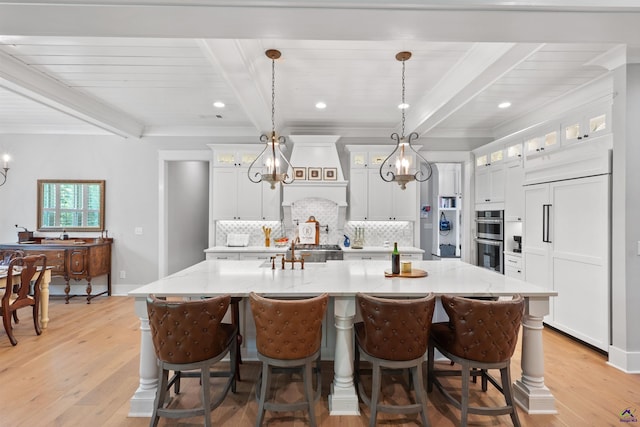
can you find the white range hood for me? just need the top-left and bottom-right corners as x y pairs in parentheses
(282, 135), (348, 231)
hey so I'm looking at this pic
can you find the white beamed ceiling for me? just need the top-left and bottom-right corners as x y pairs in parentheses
(0, 1), (638, 148)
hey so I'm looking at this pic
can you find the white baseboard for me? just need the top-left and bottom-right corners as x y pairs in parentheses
(607, 345), (640, 373)
(113, 283), (143, 296)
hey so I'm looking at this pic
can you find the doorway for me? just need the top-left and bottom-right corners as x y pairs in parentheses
(158, 151), (211, 278)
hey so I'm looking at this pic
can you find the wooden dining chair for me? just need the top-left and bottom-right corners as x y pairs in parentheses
(1, 254), (46, 346)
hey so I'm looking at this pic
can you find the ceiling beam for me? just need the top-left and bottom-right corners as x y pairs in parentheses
(2, 3), (640, 44)
(406, 43), (544, 137)
(0, 50), (145, 138)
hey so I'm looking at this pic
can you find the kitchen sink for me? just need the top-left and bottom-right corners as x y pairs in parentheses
(285, 244), (343, 262)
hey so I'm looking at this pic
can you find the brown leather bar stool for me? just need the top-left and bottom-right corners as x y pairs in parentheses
(354, 293), (436, 427)
(146, 294), (238, 427)
(249, 292), (328, 427)
(427, 294), (525, 427)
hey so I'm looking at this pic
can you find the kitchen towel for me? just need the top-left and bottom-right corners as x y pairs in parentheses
(298, 223), (316, 244)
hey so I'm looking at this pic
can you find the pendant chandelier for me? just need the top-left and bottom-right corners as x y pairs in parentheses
(248, 49), (294, 189)
(379, 51), (432, 190)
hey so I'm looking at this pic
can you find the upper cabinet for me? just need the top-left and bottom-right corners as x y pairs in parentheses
(524, 128), (559, 159)
(561, 107), (610, 146)
(474, 147), (505, 207)
(210, 144), (281, 221)
(346, 146), (418, 221)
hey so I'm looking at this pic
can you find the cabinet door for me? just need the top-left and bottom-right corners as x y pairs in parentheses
(367, 169), (393, 220)
(475, 168), (491, 203)
(350, 152), (368, 169)
(489, 166), (505, 203)
(236, 169), (263, 220)
(549, 175), (609, 349)
(504, 162), (524, 221)
(68, 248), (88, 277)
(261, 181), (281, 220)
(212, 169), (238, 219)
(392, 179), (417, 220)
(349, 169), (368, 220)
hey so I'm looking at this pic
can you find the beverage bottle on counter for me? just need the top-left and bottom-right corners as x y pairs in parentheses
(392, 242), (400, 274)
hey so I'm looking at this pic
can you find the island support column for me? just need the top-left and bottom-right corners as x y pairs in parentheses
(514, 296), (557, 414)
(329, 295), (360, 415)
(128, 296), (159, 417)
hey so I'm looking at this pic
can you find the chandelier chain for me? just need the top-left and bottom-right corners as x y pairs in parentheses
(271, 57), (276, 135)
(401, 59), (406, 138)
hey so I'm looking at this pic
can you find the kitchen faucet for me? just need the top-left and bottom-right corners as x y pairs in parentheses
(282, 237), (305, 269)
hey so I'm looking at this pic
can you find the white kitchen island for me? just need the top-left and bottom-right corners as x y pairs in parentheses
(128, 259), (557, 418)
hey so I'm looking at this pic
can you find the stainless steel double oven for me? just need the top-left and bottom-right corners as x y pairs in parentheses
(474, 210), (504, 274)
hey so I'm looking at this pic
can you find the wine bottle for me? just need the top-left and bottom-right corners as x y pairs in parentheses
(392, 242), (400, 275)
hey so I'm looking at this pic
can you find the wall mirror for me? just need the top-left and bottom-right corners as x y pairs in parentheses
(37, 179), (105, 232)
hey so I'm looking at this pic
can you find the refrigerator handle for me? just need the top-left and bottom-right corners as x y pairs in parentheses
(543, 204), (552, 243)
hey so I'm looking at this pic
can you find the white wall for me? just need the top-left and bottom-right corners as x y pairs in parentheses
(0, 135), (167, 290)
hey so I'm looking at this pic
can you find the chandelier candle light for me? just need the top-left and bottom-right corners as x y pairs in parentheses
(0, 154), (9, 187)
(248, 49), (295, 189)
(380, 51), (433, 190)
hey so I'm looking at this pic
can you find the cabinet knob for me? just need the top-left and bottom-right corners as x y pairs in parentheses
(540, 147), (545, 151)
(584, 134), (589, 138)
(577, 136), (582, 140)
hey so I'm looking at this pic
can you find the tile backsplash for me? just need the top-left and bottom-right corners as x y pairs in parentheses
(344, 221), (413, 247)
(216, 218), (414, 247)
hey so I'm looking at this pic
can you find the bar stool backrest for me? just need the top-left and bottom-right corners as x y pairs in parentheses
(357, 293), (435, 361)
(440, 294), (524, 363)
(146, 295), (231, 364)
(250, 293), (328, 360)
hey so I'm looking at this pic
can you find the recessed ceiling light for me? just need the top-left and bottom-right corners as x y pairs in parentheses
(315, 102), (327, 109)
(213, 101), (225, 108)
(398, 103), (410, 109)
(498, 101), (511, 109)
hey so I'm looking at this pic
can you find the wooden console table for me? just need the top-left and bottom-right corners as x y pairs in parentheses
(0, 238), (112, 304)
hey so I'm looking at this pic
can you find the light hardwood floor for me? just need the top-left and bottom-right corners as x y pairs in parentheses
(0, 296), (638, 426)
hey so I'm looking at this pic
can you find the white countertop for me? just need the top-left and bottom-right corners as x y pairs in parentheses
(130, 259), (555, 298)
(205, 246), (287, 253)
(341, 246), (424, 254)
(205, 245), (424, 254)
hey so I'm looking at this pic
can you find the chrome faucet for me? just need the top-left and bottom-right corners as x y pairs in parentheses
(282, 237), (304, 269)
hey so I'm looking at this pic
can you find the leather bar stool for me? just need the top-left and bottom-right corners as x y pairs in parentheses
(354, 293), (436, 427)
(146, 294), (238, 427)
(249, 292), (328, 427)
(427, 294), (525, 427)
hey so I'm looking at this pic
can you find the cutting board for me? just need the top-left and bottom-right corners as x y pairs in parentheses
(384, 268), (428, 278)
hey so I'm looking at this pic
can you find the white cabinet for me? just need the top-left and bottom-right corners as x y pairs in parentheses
(210, 145), (282, 221)
(206, 252), (240, 260)
(475, 164), (505, 205)
(436, 162), (461, 197)
(504, 161), (524, 221)
(561, 107), (610, 145)
(346, 146), (418, 221)
(504, 253), (523, 279)
(524, 128), (559, 159)
(523, 174), (610, 351)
